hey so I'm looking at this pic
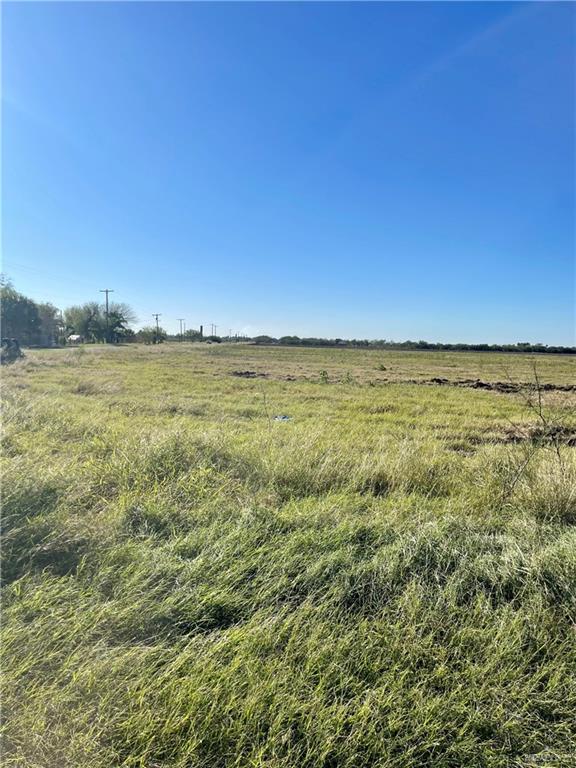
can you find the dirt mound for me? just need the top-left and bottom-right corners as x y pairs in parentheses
(231, 370), (268, 378)
(424, 378), (576, 393)
(501, 424), (576, 446)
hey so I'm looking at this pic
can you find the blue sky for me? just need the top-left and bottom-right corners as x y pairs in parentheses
(2, 1), (574, 343)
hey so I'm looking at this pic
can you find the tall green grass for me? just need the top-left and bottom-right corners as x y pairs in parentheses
(2, 346), (575, 767)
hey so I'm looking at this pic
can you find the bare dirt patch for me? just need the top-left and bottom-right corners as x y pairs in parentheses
(230, 370), (268, 379)
(448, 424), (576, 453)
(421, 378), (576, 393)
(499, 423), (576, 446)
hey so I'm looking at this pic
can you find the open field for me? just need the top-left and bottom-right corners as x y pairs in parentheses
(2, 344), (576, 768)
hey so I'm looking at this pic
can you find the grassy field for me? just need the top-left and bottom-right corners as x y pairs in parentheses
(2, 343), (576, 768)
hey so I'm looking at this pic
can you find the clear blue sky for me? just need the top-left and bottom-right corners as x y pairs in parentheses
(2, 1), (574, 343)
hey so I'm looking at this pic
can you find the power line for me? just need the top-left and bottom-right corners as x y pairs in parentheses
(99, 289), (114, 343)
(152, 313), (162, 344)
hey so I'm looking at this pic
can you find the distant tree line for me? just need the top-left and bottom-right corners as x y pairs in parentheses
(0, 279), (137, 345)
(0, 280), (206, 346)
(1, 279), (574, 353)
(251, 336), (576, 354)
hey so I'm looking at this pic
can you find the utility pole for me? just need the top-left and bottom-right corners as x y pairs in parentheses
(152, 313), (161, 344)
(177, 319), (185, 342)
(99, 288), (114, 343)
(213, 324), (217, 337)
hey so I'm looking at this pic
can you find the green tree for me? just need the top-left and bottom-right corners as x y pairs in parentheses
(63, 301), (136, 343)
(36, 303), (62, 346)
(107, 303), (137, 342)
(64, 303), (104, 342)
(183, 329), (203, 341)
(0, 281), (41, 345)
(137, 326), (167, 344)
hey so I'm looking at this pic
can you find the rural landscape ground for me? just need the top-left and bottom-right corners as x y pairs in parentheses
(2, 343), (576, 767)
